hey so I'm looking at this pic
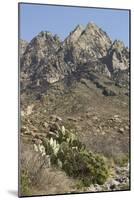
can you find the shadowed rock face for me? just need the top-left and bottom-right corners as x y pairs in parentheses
(104, 40), (129, 72)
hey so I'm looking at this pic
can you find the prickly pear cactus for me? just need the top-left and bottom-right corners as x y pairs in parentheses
(33, 123), (109, 186)
(49, 137), (60, 155)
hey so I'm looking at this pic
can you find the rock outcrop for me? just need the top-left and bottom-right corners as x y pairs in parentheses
(19, 39), (28, 58)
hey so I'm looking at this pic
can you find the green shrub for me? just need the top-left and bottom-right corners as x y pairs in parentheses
(40, 123), (109, 186)
(64, 149), (108, 186)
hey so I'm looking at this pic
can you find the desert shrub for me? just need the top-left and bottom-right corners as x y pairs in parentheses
(58, 147), (109, 186)
(34, 124), (109, 186)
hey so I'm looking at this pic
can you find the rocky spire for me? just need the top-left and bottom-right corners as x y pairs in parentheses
(64, 24), (84, 44)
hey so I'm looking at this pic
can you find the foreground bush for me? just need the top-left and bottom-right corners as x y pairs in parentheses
(35, 123), (109, 186)
(57, 143), (108, 185)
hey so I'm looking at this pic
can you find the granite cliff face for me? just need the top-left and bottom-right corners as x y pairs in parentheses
(20, 22), (130, 195)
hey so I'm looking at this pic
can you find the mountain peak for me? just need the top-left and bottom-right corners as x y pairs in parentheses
(64, 22), (112, 59)
(112, 40), (126, 50)
(20, 22), (129, 89)
(64, 24), (84, 44)
(38, 31), (54, 38)
(73, 24), (84, 31)
(86, 21), (99, 29)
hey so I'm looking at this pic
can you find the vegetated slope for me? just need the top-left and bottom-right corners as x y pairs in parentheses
(19, 22), (130, 196)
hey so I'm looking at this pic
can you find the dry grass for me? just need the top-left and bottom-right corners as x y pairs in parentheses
(19, 140), (76, 196)
(31, 167), (76, 195)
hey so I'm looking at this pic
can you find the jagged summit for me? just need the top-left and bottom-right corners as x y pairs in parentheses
(64, 24), (84, 44)
(86, 21), (99, 29)
(71, 24), (84, 35)
(112, 40), (125, 48)
(20, 22), (129, 93)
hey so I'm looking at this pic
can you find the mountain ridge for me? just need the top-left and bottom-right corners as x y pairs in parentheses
(20, 22), (129, 99)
